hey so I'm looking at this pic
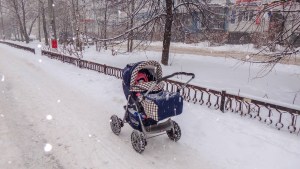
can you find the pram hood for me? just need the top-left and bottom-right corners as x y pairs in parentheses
(122, 60), (163, 98)
(122, 61), (184, 122)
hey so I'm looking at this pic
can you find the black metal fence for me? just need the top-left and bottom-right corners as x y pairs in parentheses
(166, 80), (300, 134)
(41, 50), (123, 79)
(1, 41), (299, 135)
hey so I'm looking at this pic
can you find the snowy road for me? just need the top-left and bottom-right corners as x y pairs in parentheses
(1, 44), (300, 169)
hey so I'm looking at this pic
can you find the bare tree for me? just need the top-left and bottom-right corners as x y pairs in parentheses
(48, 0), (57, 39)
(126, 0), (135, 52)
(78, 0), (213, 65)
(3, 0), (38, 43)
(1, 0), (298, 70)
(161, 0), (173, 65)
(0, 0), (4, 39)
(40, 0), (49, 45)
(229, 1), (300, 77)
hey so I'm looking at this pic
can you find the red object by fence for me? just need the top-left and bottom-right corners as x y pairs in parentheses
(255, 16), (261, 25)
(51, 39), (58, 49)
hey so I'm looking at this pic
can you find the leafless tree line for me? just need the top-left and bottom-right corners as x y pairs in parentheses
(0, 0), (299, 66)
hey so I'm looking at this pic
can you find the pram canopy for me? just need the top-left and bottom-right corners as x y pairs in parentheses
(122, 60), (184, 122)
(122, 60), (164, 98)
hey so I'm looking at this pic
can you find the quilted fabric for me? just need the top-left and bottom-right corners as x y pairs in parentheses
(141, 99), (159, 121)
(130, 81), (164, 92)
(129, 60), (162, 90)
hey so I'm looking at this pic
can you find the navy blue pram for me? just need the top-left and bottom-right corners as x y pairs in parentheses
(110, 60), (195, 153)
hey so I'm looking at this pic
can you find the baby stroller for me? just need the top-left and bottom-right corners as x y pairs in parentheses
(110, 60), (195, 153)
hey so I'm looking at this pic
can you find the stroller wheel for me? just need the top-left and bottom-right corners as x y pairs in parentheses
(131, 130), (146, 153)
(110, 115), (122, 135)
(167, 121), (181, 142)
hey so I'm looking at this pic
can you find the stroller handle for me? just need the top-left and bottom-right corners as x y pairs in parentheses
(157, 72), (195, 83)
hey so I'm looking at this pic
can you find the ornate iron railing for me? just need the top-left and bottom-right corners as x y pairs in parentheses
(1, 41), (299, 135)
(165, 79), (300, 134)
(224, 93), (300, 133)
(41, 50), (123, 79)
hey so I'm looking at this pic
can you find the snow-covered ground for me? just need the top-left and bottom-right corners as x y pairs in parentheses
(0, 43), (300, 169)
(4, 40), (300, 105)
(152, 41), (262, 53)
(85, 47), (300, 106)
(5, 40), (300, 105)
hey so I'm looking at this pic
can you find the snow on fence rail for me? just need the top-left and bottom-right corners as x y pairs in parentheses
(0, 41), (35, 54)
(1, 41), (299, 135)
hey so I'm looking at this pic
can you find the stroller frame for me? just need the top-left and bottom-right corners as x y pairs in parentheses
(110, 61), (195, 153)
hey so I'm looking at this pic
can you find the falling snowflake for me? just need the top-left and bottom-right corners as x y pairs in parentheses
(173, 157), (176, 161)
(8, 161), (12, 164)
(39, 59), (42, 63)
(57, 100), (61, 103)
(1, 75), (4, 82)
(44, 143), (52, 152)
(37, 44), (42, 48)
(0, 114), (4, 118)
(88, 134), (92, 138)
(46, 115), (53, 120)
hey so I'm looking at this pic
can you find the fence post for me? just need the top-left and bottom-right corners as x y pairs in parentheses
(220, 90), (226, 113)
(104, 64), (107, 74)
(79, 59), (82, 68)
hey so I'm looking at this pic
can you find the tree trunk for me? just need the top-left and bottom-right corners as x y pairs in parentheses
(15, 25), (19, 40)
(38, 1), (41, 42)
(41, 2), (49, 46)
(28, 16), (38, 36)
(14, 28), (18, 40)
(161, 0), (173, 66)
(103, 0), (108, 50)
(21, 0), (30, 43)
(129, 0), (134, 52)
(48, 0), (57, 39)
(0, 0), (4, 38)
(127, 22), (130, 51)
(19, 24), (24, 42)
(11, 0), (25, 42)
(127, 0), (134, 52)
